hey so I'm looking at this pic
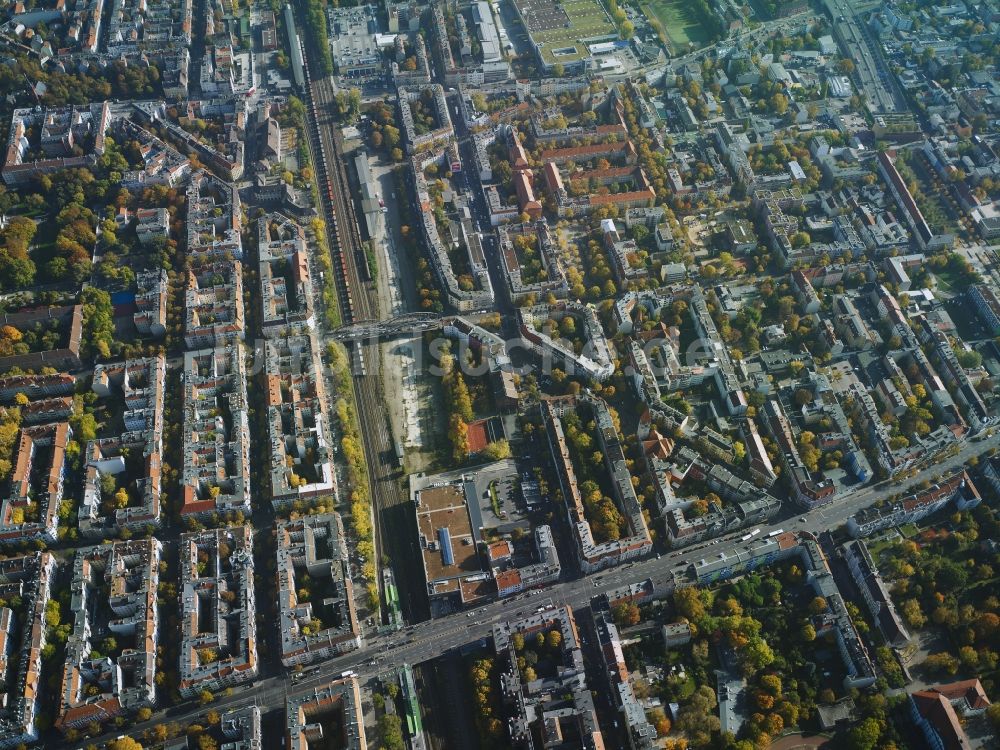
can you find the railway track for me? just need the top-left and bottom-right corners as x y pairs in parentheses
(299, 63), (357, 324)
(298, 31), (428, 622)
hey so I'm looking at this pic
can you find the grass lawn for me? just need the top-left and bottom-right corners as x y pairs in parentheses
(932, 267), (964, 294)
(29, 215), (58, 269)
(489, 481), (501, 517)
(867, 535), (898, 559)
(642, 0), (713, 49)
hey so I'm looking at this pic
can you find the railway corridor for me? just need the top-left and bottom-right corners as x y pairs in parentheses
(299, 50), (429, 623)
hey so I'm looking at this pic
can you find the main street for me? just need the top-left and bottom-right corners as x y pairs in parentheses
(69, 426), (1000, 749)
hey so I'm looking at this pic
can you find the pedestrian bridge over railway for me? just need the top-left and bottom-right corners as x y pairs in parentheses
(327, 312), (446, 342)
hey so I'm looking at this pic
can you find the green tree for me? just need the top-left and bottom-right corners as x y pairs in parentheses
(846, 716), (884, 750)
(378, 714), (405, 750)
(808, 596), (828, 615)
(481, 439), (512, 461)
(80, 287), (115, 360)
(612, 601), (640, 626)
(924, 652), (959, 675)
(674, 587), (706, 621)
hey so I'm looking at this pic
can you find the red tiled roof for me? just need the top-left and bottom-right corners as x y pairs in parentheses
(488, 541), (512, 560)
(911, 691), (968, 750)
(495, 569), (521, 590)
(467, 419), (490, 454)
(931, 679), (992, 711)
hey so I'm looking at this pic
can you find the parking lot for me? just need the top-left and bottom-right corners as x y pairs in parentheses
(473, 459), (533, 534)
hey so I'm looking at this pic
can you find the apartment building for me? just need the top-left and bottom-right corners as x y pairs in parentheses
(689, 286), (746, 415)
(843, 539), (911, 647)
(162, 100), (247, 180)
(543, 395), (652, 573)
(0, 373), (75, 402)
(487, 524), (561, 599)
(492, 606), (606, 748)
(518, 302), (615, 382)
(18, 397), (73, 425)
(3, 103), (111, 186)
(219, 705), (262, 749)
(80, 356), (166, 537)
(529, 110), (627, 146)
(496, 222), (568, 305)
(186, 171), (243, 260)
(877, 151), (954, 251)
(411, 150), (495, 311)
(265, 333), (337, 509)
(791, 269), (821, 313)
(519, 524), (561, 589)
(832, 294), (882, 351)
(135, 207), (171, 246)
(847, 470), (981, 538)
(286, 677), (366, 750)
(178, 527), (258, 697)
(0, 422), (71, 545)
(663, 460), (781, 548)
(441, 316), (519, 408)
(0, 305), (83, 373)
(397, 84), (454, 154)
(184, 262), (246, 349)
(56, 539), (161, 732)
(180, 347), (251, 517)
(428, 3), (456, 74)
(104, 0), (194, 54)
(134, 268), (169, 338)
(752, 188), (801, 264)
(602, 219), (649, 287)
(276, 515), (362, 667)
(115, 111), (191, 187)
(916, 315), (990, 430)
(970, 283), (1000, 335)
(258, 213), (315, 336)
(594, 610), (657, 750)
(0, 552), (55, 748)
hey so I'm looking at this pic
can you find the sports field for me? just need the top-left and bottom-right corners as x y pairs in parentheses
(642, 0), (713, 49)
(521, 0), (617, 65)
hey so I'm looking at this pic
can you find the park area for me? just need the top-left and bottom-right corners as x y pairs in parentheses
(642, 0), (714, 50)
